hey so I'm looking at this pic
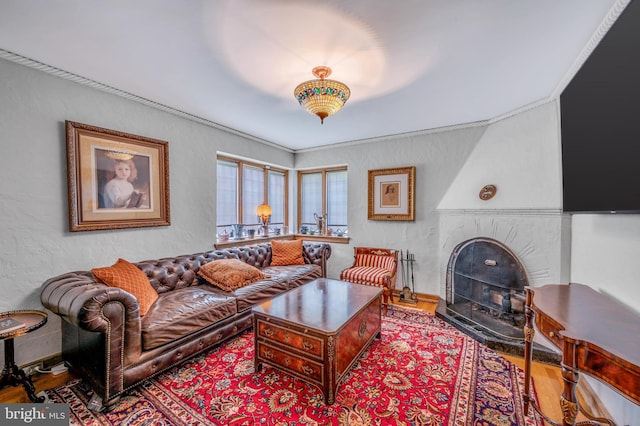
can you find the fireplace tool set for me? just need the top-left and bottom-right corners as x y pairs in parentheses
(399, 250), (418, 304)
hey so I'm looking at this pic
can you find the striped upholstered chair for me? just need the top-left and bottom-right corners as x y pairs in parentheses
(340, 247), (399, 313)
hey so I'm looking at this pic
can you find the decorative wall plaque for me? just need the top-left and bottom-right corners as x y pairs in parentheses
(479, 184), (497, 200)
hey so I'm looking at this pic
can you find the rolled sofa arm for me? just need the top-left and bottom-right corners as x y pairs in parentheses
(302, 242), (332, 277)
(41, 271), (142, 365)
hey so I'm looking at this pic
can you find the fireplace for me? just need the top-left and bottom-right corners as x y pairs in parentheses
(436, 237), (559, 363)
(446, 237), (527, 339)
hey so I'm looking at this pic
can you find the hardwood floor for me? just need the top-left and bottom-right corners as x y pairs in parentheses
(0, 297), (595, 424)
(0, 369), (72, 403)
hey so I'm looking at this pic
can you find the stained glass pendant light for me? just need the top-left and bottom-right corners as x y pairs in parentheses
(294, 66), (350, 124)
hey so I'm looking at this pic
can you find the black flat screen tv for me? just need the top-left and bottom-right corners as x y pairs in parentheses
(561, 0), (640, 213)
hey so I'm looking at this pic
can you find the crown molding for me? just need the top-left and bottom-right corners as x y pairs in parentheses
(0, 49), (293, 153)
(550, 0), (632, 99)
(295, 119), (490, 154)
(437, 208), (565, 217)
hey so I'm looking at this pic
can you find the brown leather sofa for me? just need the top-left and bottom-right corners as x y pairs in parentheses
(40, 242), (331, 410)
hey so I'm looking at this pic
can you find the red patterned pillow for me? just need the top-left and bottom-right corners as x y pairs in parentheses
(197, 259), (268, 291)
(270, 240), (305, 266)
(92, 258), (158, 316)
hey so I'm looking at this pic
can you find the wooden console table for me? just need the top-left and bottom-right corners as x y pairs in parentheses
(523, 283), (640, 426)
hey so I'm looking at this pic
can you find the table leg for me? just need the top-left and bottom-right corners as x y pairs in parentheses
(560, 362), (579, 426)
(1, 338), (45, 403)
(523, 290), (534, 415)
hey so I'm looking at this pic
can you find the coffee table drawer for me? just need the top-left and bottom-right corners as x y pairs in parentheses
(256, 320), (323, 358)
(256, 342), (323, 382)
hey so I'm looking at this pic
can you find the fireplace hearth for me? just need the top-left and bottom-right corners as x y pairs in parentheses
(436, 237), (559, 364)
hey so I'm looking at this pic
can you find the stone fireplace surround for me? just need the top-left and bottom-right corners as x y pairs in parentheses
(436, 210), (571, 363)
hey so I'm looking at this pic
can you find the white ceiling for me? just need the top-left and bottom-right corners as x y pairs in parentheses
(0, 0), (623, 151)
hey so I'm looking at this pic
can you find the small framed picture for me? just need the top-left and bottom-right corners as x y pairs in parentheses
(66, 121), (170, 231)
(368, 166), (415, 221)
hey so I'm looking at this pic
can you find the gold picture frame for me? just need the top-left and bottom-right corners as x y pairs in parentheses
(66, 121), (170, 232)
(368, 166), (415, 221)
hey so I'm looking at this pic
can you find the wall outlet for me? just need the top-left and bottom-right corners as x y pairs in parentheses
(19, 353), (63, 377)
(22, 363), (41, 377)
(50, 363), (68, 375)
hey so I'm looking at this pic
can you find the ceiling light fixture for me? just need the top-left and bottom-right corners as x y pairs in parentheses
(294, 66), (350, 124)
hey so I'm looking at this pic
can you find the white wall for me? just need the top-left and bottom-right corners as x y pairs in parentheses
(298, 100), (570, 293)
(295, 124), (486, 290)
(438, 100), (571, 292)
(571, 215), (640, 310)
(571, 214), (640, 425)
(438, 101), (563, 211)
(0, 57), (293, 366)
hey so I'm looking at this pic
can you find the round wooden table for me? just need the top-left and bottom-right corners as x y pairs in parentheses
(0, 310), (48, 402)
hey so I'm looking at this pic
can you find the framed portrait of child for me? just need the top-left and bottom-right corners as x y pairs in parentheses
(66, 120), (170, 231)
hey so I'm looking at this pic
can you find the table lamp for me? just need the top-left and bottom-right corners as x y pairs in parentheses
(256, 203), (272, 235)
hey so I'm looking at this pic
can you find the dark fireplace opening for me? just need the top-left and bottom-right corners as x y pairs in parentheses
(447, 236), (527, 340)
(436, 237), (560, 364)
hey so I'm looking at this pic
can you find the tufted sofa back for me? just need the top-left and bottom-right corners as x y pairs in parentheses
(135, 242), (328, 295)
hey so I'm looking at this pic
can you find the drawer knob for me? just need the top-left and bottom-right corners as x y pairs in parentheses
(302, 365), (314, 375)
(549, 331), (555, 338)
(263, 349), (274, 360)
(264, 328), (274, 337)
(302, 340), (315, 350)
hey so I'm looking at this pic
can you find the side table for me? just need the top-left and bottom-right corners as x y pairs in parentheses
(0, 310), (48, 402)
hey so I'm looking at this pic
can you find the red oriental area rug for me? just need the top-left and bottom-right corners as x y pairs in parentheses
(45, 306), (541, 425)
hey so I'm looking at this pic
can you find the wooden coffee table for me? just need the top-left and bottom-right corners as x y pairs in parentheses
(253, 278), (382, 404)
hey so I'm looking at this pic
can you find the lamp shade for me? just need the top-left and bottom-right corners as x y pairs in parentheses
(294, 66), (350, 124)
(256, 203), (272, 224)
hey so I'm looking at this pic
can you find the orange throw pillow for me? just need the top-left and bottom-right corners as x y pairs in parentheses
(92, 258), (158, 316)
(197, 259), (268, 291)
(271, 240), (305, 266)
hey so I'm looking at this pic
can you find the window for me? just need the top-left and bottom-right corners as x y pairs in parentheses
(268, 170), (286, 225)
(216, 157), (288, 234)
(298, 167), (348, 234)
(241, 165), (263, 224)
(217, 159), (238, 226)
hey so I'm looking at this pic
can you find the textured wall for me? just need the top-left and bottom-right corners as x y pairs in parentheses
(0, 57), (293, 366)
(297, 101), (569, 295)
(571, 214), (640, 425)
(438, 101), (563, 211)
(295, 123), (486, 290)
(437, 100), (570, 293)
